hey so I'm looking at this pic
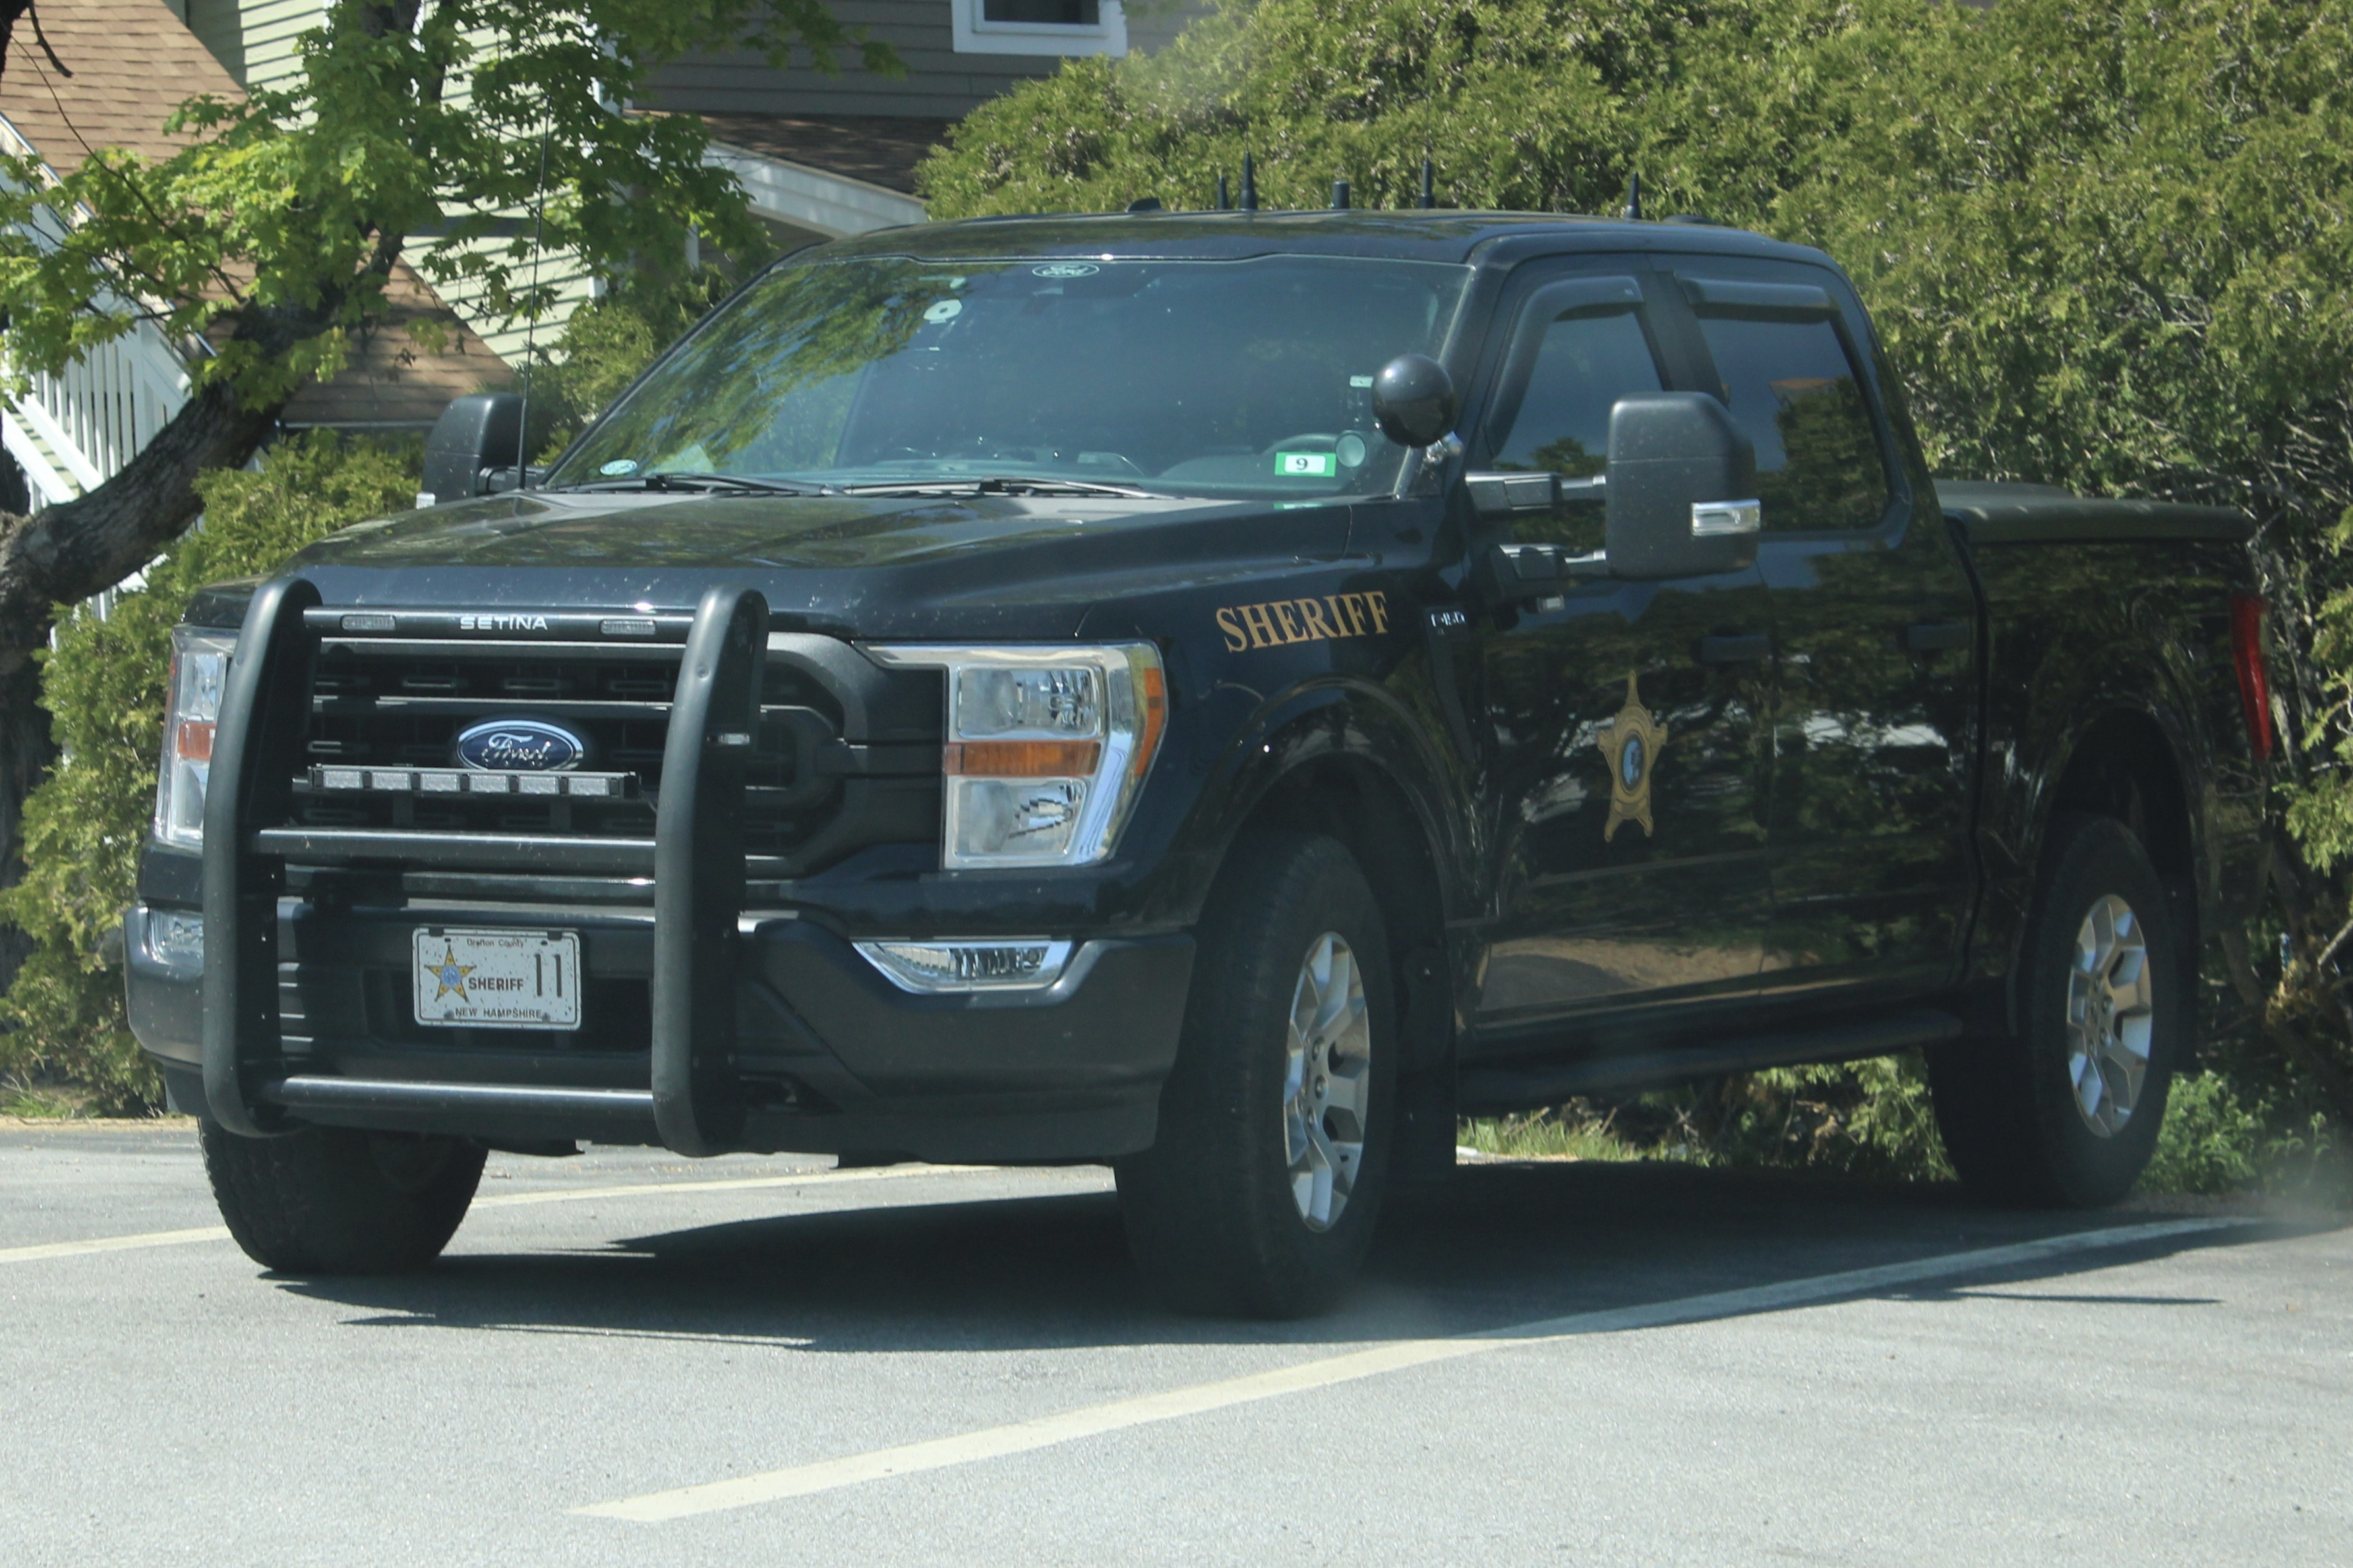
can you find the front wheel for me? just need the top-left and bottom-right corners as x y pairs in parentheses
(1930, 813), (2184, 1207)
(202, 1121), (486, 1273)
(1117, 832), (1396, 1318)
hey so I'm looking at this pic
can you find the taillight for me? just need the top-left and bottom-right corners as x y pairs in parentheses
(2229, 593), (2274, 762)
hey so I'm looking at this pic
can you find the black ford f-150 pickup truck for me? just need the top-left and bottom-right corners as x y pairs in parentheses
(126, 210), (2271, 1316)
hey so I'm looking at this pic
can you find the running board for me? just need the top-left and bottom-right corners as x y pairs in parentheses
(263, 1076), (659, 1128)
(1457, 1006), (1963, 1114)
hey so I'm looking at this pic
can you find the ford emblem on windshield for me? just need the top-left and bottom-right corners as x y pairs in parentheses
(454, 718), (587, 772)
(1030, 263), (1100, 279)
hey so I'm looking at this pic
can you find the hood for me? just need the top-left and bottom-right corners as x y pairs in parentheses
(276, 487), (1363, 641)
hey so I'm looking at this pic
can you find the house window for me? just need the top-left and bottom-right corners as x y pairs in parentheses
(953, 0), (1127, 57)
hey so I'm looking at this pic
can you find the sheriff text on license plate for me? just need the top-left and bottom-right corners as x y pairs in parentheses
(413, 927), (582, 1030)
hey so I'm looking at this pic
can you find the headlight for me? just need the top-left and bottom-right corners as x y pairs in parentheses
(863, 643), (1167, 869)
(154, 625), (236, 849)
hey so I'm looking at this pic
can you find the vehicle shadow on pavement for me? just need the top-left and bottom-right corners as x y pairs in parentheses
(272, 1157), (2320, 1355)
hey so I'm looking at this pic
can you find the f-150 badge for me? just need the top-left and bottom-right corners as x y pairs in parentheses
(1596, 672), (1667, 841)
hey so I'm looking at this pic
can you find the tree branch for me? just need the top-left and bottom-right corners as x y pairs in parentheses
(0, 376), (276, 648)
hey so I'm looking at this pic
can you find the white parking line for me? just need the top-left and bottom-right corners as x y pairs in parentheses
(577, 1216), (2242, 1524)
(0, 1225), (232, 1265)
(0, 1162), (1002, 1265)
(469, 1163), (994, 1210)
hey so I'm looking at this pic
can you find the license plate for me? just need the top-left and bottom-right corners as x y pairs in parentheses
(412, 927), (581, 1030)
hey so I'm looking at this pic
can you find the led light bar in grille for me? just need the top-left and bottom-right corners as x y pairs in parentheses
(307, 765), (636, 799)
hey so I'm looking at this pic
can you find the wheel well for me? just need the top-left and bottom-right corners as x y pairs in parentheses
(1234, 758), (1447, 971)
(1230, 757), (1453, 1080)
(2046, 712), (2200, 1006)
(2049, 711), (2193, 888)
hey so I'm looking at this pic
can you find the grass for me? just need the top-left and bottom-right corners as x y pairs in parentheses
(1456, 1109), (1645, 1162)
(1, 1084), (90, 1118)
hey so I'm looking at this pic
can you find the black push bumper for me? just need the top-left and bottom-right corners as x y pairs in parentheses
(138, 579), (1193, 1162)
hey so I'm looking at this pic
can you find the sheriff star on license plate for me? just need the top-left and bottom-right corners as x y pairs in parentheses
(413, 927), (581, 1030)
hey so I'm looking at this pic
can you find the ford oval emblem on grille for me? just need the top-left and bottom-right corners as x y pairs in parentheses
(454, 718), (587, 772)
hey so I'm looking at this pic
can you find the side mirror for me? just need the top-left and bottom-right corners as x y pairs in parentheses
(1371, 354), (1456, 448)
(418, 393), (525, 508)
(1603, 393), (1760, 579)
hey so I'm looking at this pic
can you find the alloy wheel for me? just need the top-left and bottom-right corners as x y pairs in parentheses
(1282, 931), (1372, 1230)
(2065, 893), (2156, 1137)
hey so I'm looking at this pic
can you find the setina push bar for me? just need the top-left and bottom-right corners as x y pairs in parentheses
(200, 577), (769, 1156)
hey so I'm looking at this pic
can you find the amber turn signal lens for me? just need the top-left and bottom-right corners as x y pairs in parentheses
(943, 740), (1103, 777)
(1133, 665), (1166, 778)
(176, 720), (216, 763)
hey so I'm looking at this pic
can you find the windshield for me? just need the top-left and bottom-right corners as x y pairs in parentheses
(547, 254), (1471, 500)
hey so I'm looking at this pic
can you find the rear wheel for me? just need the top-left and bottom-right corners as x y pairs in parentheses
(1117, 832), (1396, 1318)
(1930, 814), (2184, 1207)
(201, 1121), (486, 1273)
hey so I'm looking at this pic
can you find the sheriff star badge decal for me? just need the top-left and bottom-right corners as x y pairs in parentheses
(1595, 671), (1667, 842)
(430, 943), (475, 1003)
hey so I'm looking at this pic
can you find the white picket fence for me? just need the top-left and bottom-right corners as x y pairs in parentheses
(1, 314), (193, 511)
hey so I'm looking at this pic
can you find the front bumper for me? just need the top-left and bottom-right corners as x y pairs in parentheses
(129, 899), (1193, 1161)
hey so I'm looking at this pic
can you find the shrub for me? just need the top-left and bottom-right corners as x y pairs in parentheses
(0, 432), (420, 1111)
(2141, 1072), (2267, 1195)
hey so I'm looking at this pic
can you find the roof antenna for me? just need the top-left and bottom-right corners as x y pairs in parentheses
(514, 120), (552, 490)
(1216, 172), (1230, 210)
(1621, 170), (1642, 222)
(1239, 151), (1258, 212)
(1330, 176), (1350, 210)
(1419, 156), (1436, 210)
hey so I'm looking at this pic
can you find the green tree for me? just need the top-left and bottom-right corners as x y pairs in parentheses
(0, 0), (897, 996)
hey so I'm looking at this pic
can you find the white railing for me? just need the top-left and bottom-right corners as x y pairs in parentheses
(4, 315), (194, 508)
(0, 109), (196, 512)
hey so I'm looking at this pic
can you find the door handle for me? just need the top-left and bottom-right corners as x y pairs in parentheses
(1696, 633), (1772, 665)
(1904, 621), (1971, 653)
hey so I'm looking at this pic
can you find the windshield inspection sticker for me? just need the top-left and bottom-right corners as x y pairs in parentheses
(599, 459), (638, 476)
(1218, 591), (1390, 651)
(1276, 451), (1339, 477)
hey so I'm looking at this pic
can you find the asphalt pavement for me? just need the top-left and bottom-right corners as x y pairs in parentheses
(1, 1120), (2346, 1566)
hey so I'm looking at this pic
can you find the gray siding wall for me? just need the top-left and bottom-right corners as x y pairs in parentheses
(647, 1), (1199, 121)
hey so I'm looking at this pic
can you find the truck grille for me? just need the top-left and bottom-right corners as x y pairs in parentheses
(272, 618), (942, 879)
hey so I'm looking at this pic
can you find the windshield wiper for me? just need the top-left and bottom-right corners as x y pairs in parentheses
(835, 475), (1161, 500)
(557, 471), (833, 496)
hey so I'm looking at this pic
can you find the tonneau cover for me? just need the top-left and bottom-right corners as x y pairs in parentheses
(1938, 480), (2249, 544)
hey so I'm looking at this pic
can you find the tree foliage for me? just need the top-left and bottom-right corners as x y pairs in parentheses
(0, 434), (420, 1111)
(0, 1), (891, 407)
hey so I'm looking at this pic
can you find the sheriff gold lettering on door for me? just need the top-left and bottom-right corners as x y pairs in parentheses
(1216, 592), (1391, 651)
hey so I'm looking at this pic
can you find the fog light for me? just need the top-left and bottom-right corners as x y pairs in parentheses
(144, 909), (204, 970)
(855, 938), (1075, 993)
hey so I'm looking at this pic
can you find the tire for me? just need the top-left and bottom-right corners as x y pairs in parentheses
(1930, 813), (2185, 1207)
(201, 1121), (487, 1273)
(1116, 832), (1397, 1318)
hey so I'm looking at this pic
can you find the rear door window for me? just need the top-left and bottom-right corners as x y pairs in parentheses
(1686, 312), (1891, 532)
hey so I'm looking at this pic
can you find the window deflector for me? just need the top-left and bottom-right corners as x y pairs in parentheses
(1677, 276), (1838, 320)
(1481, 276), (1647, 463)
